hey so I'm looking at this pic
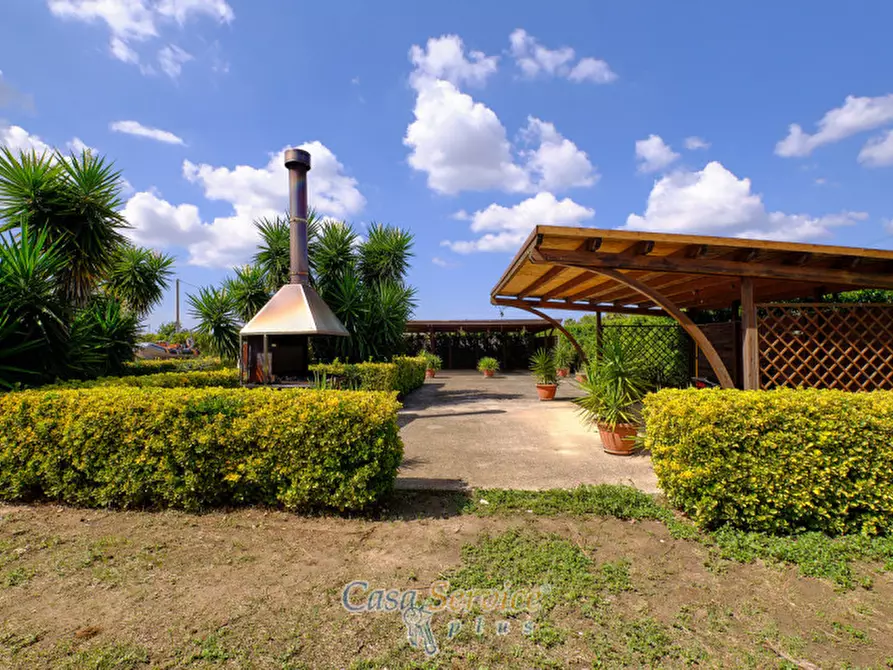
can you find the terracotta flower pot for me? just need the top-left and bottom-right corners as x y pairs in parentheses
(557, 368), (569, 378)
(575, 373), (587, 384)
(483, 369), (495, 377)
(598, 423), (639, 455)
(426, 369), (436, 379)
(536, 383), (557, 400)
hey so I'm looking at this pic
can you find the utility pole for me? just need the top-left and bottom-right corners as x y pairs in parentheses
(175, 278), (181, 333)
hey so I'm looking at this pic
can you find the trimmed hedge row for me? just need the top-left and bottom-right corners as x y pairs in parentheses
(0, 387), (402, 511)
(47, 369), (240, 390)
(644, 388), (893, 535)
(123, 357), (228, 376)
(309, 356), (427, 396)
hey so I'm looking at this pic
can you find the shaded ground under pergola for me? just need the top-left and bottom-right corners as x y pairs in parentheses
(490, 226), (893, 390)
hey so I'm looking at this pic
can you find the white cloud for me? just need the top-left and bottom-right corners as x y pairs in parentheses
(404, 36), (596, 196)
(624, 161), (867, 241)
(67, 137), (94, 154)
(409, 35), (498, 88)
(47, 0), (232, 74)
(775, 94), (893, 157)
(122, 142), (365, 267)
(521, 117), (597, 191)
(508, 29), (616, 84)
(157, 44), (193, 78)
(431, 256), (455, 268)
(635, 134), (679, 173)
(684, 136), (710, 150)
(443, 192), (595, 253)
(858, 129), (893, 167)
(110, 120), (185, 145)
(405, 77), (530, 195)
(0, 124), (51, 154)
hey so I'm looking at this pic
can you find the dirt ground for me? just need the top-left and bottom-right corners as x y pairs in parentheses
(398, 372), (659, 493)
(1, 497), (892, 669)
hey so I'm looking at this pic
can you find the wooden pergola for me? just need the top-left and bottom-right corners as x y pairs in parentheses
(490, 226), (893, 390)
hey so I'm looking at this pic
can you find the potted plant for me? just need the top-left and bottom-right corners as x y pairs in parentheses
(554, 342), (573, 378)
(530, 348), (559, 400)
(423, 352), (442, 378)
(574, 338), (647, 455)
(477, 357), (499, 377)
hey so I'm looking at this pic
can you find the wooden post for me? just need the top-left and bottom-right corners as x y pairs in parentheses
(731, 299), (742, 389)
(595, 311), (603, 356)
(741, 278), (760, 390)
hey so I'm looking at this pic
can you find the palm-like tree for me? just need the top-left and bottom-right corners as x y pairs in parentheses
(225, 264), (270, 322)
(104, 245), (174, 318)
(67, 295), (139, 378)
(359, 222), (413, 285)
(252, 208), (323, 291)
(0, 148), (129, 305)
(187, 286), (241, 360)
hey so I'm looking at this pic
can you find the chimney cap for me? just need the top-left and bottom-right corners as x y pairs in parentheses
(284, 148), (311, 171)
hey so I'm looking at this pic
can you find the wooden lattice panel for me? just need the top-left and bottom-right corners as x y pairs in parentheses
(603, 324), (691, 388)
(758, 303), (893, 391)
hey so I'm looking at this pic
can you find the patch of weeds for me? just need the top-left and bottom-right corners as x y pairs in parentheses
(190, 631), (233, 662)
(597, 560), (632, 593)
(709, 528), (893, 589)
(61, 642), (149, 670)
(445, 528), (598, 612)
(832, 621), (870, 644)
(588, 616), (686, 668)
(4, 566), (33, 587)
(527, 620), (567, 649)
(0, 630), (41, 654)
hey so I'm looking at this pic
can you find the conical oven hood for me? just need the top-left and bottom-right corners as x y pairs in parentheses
(240, 147), (349, 338)
(240, 283), (349, 336)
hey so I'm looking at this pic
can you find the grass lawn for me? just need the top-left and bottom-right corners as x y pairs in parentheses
(1, 487), (892, 669)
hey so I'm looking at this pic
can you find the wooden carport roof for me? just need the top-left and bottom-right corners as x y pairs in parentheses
(491, 226), (893, 390)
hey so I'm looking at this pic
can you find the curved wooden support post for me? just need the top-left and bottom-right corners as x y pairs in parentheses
(498, 300), (588, 365)
(544, 264), (735, 389)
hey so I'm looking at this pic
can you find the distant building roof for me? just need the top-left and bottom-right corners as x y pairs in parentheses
(406, 319), (555, 334)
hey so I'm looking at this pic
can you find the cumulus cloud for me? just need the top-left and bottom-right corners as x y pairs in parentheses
(443, 192), (595, 253)
(409, 34), (498, 88)
(124, 142), (365, 267)
(0, 124), (51, 154)
(858, 130), (893, 167)
(684, 136), (710, 150)
(521, 117), (597, 191)
(509, 29), (616, 84)
(635, 135), (679, 173)
(775, 94), (893, 157)
(110, 120), (185, 145)
(404, 36), (596, 195)
(624, 161), (866, 241)
(47, 0), (232, 75)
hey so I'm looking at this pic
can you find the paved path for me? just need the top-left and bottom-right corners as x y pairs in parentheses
(396, 371), (659, 493)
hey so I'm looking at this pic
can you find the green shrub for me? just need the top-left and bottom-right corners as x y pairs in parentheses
(644, 388), (893, 535)
(46, 369), (239, 390)
(392, 355), (427, 395)
(310, 356), (426, 396)
(123, 357), (228, 376)
(0, 387), (402, 511)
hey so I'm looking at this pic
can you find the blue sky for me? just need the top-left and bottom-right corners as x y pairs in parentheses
(2, 1), (893, 330)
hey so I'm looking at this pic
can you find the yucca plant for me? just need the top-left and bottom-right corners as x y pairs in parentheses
(67, 295), (139, 378)
(225, 264), (270, 322)
(0, 148), (129, 305)
(252, 209), (323, 290)
(104, 245), (174, 317)
(530, 348), (558, 385)
(574, 336), (647, 430)
(187, 286), (241, 360)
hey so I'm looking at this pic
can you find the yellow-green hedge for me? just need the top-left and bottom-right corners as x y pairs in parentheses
(644, 388), (893, 535)
(0, 387), (402, 511)
(309, 356), (427, 396)
(47, 369), (239, 389)
(124, 357), (228, 375)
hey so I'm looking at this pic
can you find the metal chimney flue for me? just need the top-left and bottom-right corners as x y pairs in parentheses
(284, 148), (311, 285)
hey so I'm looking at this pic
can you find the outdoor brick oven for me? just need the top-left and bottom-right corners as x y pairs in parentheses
(238, 148), (348, 384)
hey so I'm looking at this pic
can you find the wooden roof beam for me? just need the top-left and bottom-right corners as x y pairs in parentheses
(516, 265), (565, 298)
(530, 247), (893, 289)
(492, 296), (667, 317)
(541, 270), (599, 300)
